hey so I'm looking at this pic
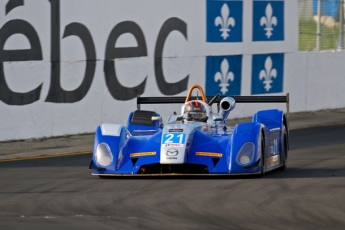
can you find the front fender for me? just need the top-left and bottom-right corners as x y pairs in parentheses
(229, 122), (264, 174)
(91, 124), (131, 174)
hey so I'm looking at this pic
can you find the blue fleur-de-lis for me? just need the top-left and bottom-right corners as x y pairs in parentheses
(214, 59), (234, 95)
(260, 3), (277, 38)
(259, 56), (277, 92)
(215, 4), (235, 40)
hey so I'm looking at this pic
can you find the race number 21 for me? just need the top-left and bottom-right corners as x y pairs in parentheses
(162, 134), (186, 144)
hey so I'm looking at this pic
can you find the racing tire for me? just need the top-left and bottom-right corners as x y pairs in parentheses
(259, 135), (265, 177)
(278, 126), (288, 171)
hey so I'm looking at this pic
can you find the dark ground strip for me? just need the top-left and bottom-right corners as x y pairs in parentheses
(0, 126), (344, 230)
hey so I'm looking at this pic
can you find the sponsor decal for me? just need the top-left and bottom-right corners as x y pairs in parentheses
(270, 138), (278, 156)
(166, 149), (178, 156)
(165, 143), (183, 147)
(166, 149), (178, 160)
(196, 152), (222, 157)
(130, 152), (156, 157)
(251, 53), (284, 95)
(270, 155), (278, 163)
(269, 155), (279, 166)
(167, 157), (177, 160)
(168, 129), (183, 132)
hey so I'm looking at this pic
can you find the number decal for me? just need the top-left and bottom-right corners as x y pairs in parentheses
(165, 134), (174, 143)
(162, 133), (186, 144)
(177, 134), (183, 143)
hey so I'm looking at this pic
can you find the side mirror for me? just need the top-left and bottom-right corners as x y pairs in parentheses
(151, 116), (162, 122)
(212, 115), (223, 122)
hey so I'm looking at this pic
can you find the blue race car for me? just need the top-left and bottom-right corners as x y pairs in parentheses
(89, 84), (289, 177)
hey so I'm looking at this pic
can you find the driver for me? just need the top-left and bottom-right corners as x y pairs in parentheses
(183, 101), (207, 121)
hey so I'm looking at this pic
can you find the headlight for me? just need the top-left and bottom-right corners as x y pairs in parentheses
(239, 155), (251, 165)
(236, 142), (255, 166)
(95, 143), (113, 167)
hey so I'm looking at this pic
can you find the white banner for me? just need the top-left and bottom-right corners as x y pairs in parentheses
(3, 0), (331, 142)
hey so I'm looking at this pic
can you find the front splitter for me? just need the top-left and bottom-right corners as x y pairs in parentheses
(92, 172), (261, 177)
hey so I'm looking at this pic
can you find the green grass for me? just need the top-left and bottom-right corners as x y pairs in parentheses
(299, 19), (343, 51)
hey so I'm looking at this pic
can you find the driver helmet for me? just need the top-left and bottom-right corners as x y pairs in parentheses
(183, 101), (207, 121)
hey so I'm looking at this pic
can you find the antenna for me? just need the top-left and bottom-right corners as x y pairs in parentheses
(197, 90), (199, 100)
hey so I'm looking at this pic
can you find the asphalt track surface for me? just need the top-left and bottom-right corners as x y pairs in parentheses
(0, 126), (344, 230)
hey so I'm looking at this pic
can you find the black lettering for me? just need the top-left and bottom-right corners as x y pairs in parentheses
(0, 20), (43, 105)
(45, 0), (61, 103)
(5, 0), (24, 14)
(45, 22), (96, 103)
(45, 0), (96, 103)
(104, 21), (147, 101)
(154, 17), (189, 95)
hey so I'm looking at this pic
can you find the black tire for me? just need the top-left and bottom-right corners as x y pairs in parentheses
(278, 126), (288, 171)
(260, 135), (265, 176)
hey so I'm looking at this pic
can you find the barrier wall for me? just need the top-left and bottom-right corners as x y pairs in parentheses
(0, 0), (343, 141)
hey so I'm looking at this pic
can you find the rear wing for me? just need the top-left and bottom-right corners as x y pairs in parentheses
(137, 93), (290, 118)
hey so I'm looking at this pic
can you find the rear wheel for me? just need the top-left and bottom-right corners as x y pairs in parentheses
(278, 126), (288, 171)
(260, 135), (265, 176)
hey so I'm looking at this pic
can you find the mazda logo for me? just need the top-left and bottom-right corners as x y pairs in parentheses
(166, 149), (178, 156)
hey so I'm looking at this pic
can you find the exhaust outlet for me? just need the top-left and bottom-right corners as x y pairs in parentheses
(219, 97), (236, 121)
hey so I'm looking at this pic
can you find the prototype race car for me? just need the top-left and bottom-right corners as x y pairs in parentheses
(89, 84), (289, 176)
